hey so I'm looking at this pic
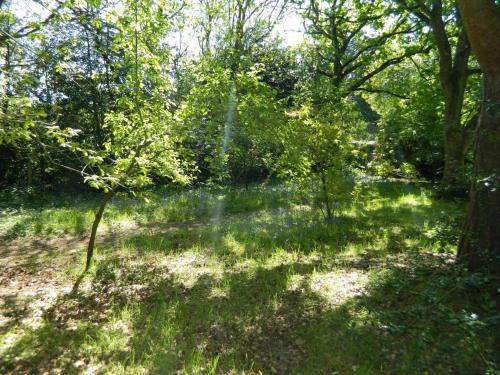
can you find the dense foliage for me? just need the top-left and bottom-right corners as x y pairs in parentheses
(1, 0), (483, 192)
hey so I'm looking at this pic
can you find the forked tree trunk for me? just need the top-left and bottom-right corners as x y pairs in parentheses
(456, 0), (500, 274)
(405, 1), (473, 190)
(85, 190), (114, 272)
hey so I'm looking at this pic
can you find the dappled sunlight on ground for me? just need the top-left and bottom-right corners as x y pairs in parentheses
(1, 182), (496, 374)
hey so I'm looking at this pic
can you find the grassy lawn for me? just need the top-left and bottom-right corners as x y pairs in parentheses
(0, 181), (498, 374)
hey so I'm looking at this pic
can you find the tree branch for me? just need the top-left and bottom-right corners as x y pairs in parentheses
(354, 87), (410, 100)
(348, 46), (431, 92)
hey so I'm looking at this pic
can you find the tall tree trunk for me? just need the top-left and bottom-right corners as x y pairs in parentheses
(437, 28), (471, 189)
(401, 1), (473, 190)
(457, 73), (500, 273)
(442, 82), (469, 188)
(85, 190), (114, 272)
(456, 0), (500, 275)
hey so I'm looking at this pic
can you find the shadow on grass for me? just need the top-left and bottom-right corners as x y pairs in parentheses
(108, 195), (455, 263)
(3, 181), (491, 374)
(2, 252), (497, 374)
(0, 294), (34, 337)
(0, 184), (293, 245)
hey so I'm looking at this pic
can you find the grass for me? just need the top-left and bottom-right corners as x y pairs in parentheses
(0, 185), (291, 241)
(0, 181), (498, 374)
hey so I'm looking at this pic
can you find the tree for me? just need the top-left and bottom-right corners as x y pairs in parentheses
(366, 58), (445, 180)
(62, 0), (189, 273)
(456, 0), (500, 275)
(177, 63), (284, 184)
(0, 1), (67, 187)
(365, 52), (479, 181)
(396, 0), (480, 191)
(277, 89), (361, 220)
(302, 0), (426, 96)
(250, 43), (300, 105)
(176, 0), (289, 185)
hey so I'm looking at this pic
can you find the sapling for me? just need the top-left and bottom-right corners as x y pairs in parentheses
(57, 0), (189, 278)
(278, 99), (361, 221)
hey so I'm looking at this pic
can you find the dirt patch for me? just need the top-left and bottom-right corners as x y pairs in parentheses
(0, 266), (71, 333)
(0, 220), (207, 335)
(310, 270), (369, 306)
(0, 233), (85, 333)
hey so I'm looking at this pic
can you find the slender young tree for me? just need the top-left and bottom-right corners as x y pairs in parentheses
(60, 0), (190, 274)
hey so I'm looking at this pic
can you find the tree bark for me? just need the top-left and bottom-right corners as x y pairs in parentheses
(82, 139), (147, 273)
(397, 1), (473, 189)
(457, 73), (500, 273)
(442, 87), (469, 187)
(456, 0), (500, 274)
(85, 190), (114, 272)
(320, 170), (333, 221)
(430, 11), (471, 188)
